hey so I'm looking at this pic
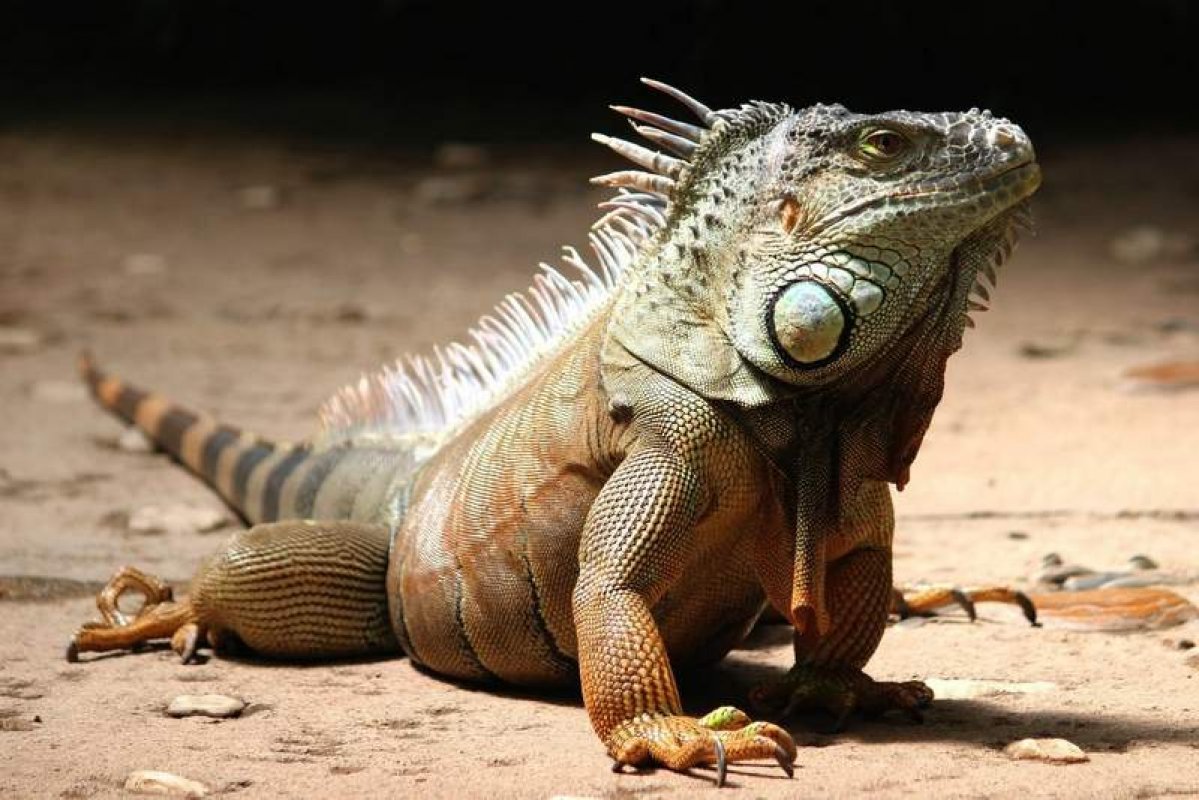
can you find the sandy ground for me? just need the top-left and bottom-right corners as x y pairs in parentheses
(1, 118), (1197, 799)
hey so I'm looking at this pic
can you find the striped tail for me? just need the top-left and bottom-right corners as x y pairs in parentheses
(80, 353), (310, 525)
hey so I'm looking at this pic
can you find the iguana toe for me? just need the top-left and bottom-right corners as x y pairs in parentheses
(750, 665), (934, 731)
(609, 710), (796, 787)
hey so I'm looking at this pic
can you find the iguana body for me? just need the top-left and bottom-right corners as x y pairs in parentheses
(70, 80), (1040, 783)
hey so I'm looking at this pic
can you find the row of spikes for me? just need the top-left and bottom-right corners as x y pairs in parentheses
(589, 77), (720, 202)
(318, 79), (721, 441)
(964, 203), (1035, 327)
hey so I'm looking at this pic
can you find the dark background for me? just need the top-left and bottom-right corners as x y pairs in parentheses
(2, 0), (1196, 145)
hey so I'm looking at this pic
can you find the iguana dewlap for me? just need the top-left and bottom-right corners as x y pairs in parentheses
(70, 79), (1040, 785)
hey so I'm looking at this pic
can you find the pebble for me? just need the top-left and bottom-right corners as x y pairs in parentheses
(1017, 337), (1076, 360)
(166, 694), (246, 719)
(922, 678), (1057, 700)
(1063, 571), (1130, 591)
(1128, 554), (1158, 570)
(433, 142), (490, 170)
(238, 185), (282, 211)
(118, 427), (155, 453)
(1108, 225), (1193, 265)
(0, 326), (43, 353)
(1035, 563), (1094, 586)
(1004, 738), (1089, 764)
(124, 770), (209, 797)
(123, 253), (168, 276)
(413, 174), (491, 205)
(1096, 574), (1167, 589)
(30, 380), (89, 403)
(128, 504), (229, 535)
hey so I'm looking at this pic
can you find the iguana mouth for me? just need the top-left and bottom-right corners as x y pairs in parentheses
(894, 158), (1041, 202)
(811, 158), (1040, 235)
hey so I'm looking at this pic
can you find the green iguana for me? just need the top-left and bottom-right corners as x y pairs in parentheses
(69, 79), (1041, 786)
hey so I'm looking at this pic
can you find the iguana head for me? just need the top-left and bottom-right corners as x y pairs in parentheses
(597, 81), (1040, 402)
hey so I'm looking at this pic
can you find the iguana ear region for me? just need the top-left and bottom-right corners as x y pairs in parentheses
(777, 194), (808, 236)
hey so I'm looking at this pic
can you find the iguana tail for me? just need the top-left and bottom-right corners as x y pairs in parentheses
(80, 353), (309, 525)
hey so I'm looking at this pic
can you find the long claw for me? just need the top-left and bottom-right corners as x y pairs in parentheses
(65, 637), (79, 663)
(772, 741), (794, 778)
(1015, 591), (1039, 626)
(712, 736), (727, 788)
(950, 588), (977, 621)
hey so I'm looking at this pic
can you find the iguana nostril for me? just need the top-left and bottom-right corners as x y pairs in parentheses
(771, 281), (847, 365)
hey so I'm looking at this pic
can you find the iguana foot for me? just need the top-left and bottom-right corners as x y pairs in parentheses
(67, 566), (204, 663)
(749, 665), (934, 730)
(609, 707), (796, 787)
(892, 584), (1038, 625)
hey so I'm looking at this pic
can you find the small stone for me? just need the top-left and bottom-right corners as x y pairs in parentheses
(1035, 562), (1094, 587)
(1128, 554), (1159, 570)
(124, 770), (209, 797)
(413, 174), (491, 205)
(123, 253), (167, 276)
(1007, 531), (1029, 540)
(30, 380), (88, 403)
(1108, 225), (1194, 265)
(1063, 571), (1131, 591)
(166, 694), (246, 719)
(1004, 737), (1089, 764)
(118, 427), (155, 453)
(333, 303), (369, 324)
(128, 504), (229, 535)
(0, 326), (43, 353)
(922, 678), (1057, 700)
(1178, 639), (1195, 650)
(1017, 338), (1076, 360)
(1110, 226), (1168, 264)
(238, 185), (281, 211)
(433, 142), (489, 170)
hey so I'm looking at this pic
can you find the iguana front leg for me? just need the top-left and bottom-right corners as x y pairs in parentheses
(750, 547), (933, 727)
(751, 481), (931, 726)
(573, 446), (795, 786)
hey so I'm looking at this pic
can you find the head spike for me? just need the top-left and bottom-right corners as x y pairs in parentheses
(610, 105), (705, 142)
(640, 77), (718, 126)
(590, 170), (675, 197)
(591, 133), (684, 179)
(628, 122), (697, 158)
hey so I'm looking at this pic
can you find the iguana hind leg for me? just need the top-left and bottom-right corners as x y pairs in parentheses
(67, 566), (201, 662)
(68, 520), (399, 662)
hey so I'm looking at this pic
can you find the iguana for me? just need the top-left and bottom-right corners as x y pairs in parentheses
(68, 79), (1041, 785)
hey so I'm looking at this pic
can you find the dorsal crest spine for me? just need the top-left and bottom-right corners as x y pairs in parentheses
(317, 79), (720, 449)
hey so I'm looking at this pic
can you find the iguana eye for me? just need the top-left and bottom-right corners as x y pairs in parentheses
(857, 128), (909, 162)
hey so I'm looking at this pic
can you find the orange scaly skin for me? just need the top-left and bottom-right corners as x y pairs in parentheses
(69, 80), (1042, 786)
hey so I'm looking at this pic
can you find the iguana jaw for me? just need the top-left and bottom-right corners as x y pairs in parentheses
(809, 158), (1041, 238)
